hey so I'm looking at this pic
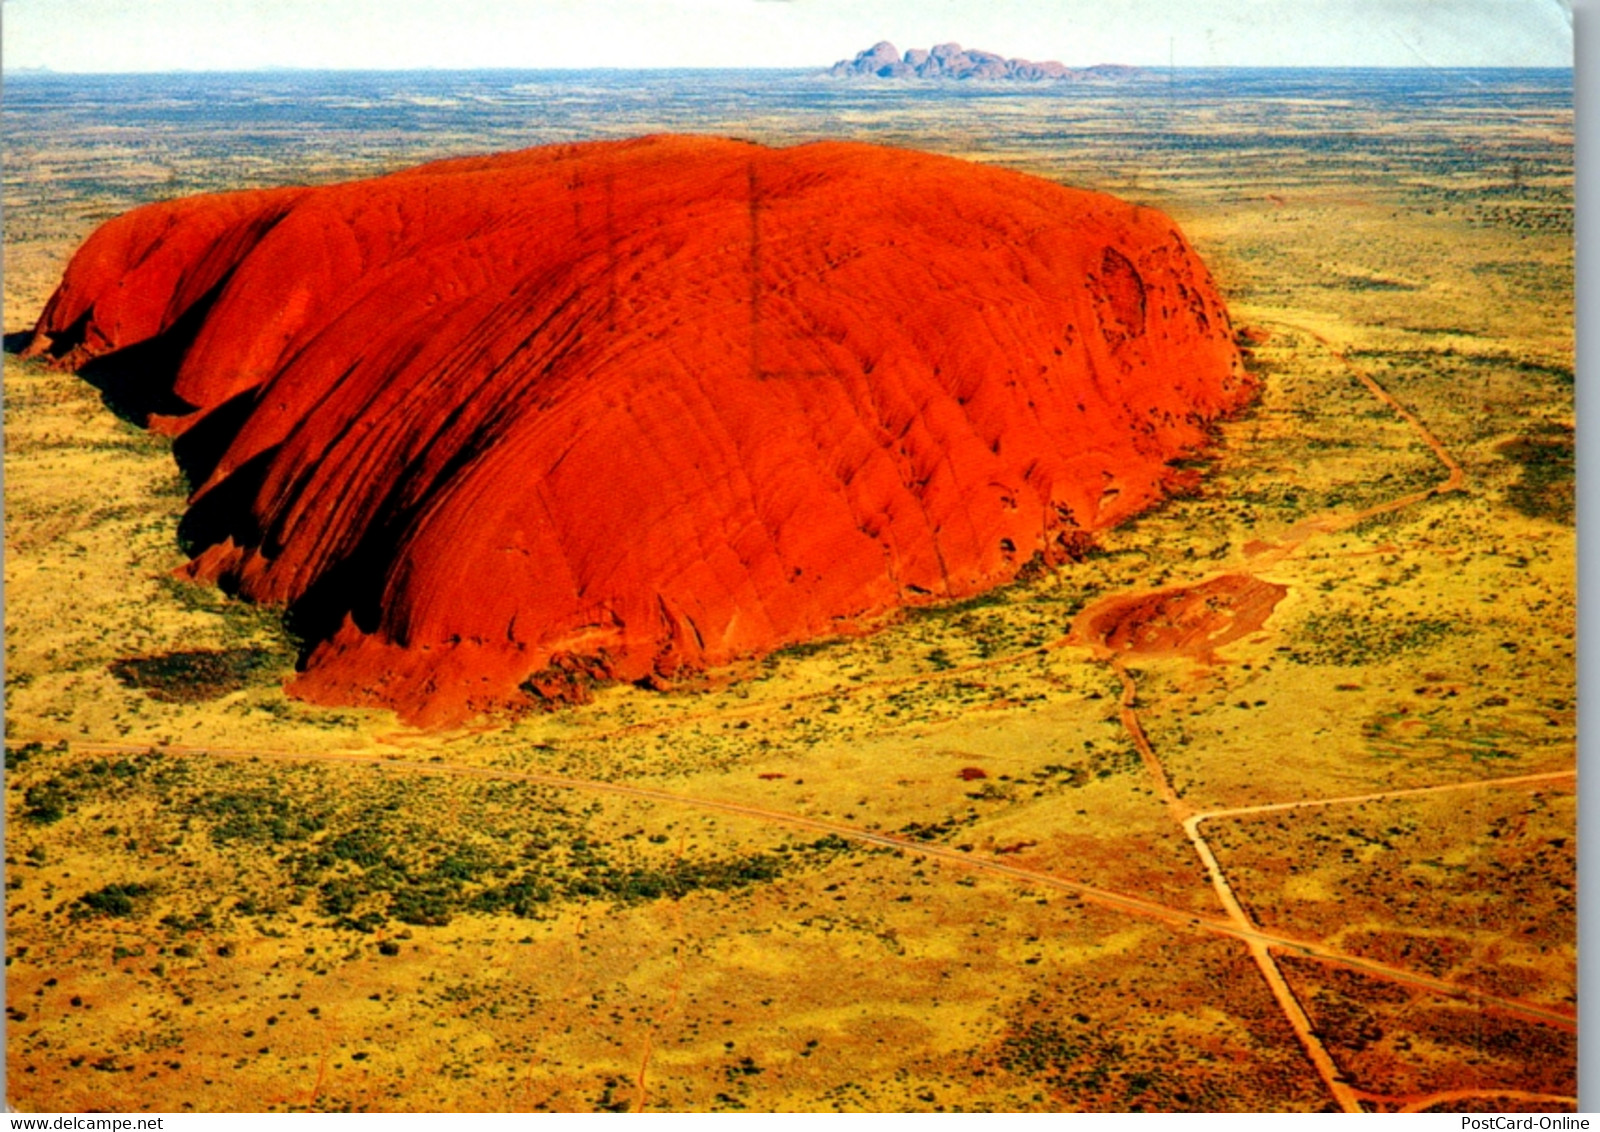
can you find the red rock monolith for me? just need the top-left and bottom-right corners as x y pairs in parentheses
(25, 135), (1252, 725)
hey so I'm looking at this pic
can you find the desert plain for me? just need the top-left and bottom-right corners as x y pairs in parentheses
(1, 67), (1576, 1111)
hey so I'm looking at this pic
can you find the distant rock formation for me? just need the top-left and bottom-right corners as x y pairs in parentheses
(26, 135), (1245, 727)
(829, 41), (1141, 82)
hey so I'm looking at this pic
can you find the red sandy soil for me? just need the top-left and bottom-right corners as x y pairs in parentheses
(1083, 574), (1288, 663)
(25, 135), (1251, 726)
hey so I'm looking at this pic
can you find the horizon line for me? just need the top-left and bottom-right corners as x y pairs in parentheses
(2, 62), (1576, 77)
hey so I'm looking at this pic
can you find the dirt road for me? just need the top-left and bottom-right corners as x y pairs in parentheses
(42, 737), (1573, 1034)
(1068, 322), (1558, 1112)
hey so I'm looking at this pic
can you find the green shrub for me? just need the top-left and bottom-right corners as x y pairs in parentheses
(75, 882), (154, 919)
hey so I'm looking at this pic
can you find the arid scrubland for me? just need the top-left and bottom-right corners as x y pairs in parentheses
(4, 69), (1573, 1111)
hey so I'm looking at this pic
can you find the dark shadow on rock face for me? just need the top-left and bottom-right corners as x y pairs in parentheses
(21, 304), (92, 362)
(172, 389), (260, 490)
(76, 293), (217, 426)
(281, 534), (394, 648)
(177, 446), (275, 559)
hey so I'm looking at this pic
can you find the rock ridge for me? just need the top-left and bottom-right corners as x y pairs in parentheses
(828, 41), (1141, 82)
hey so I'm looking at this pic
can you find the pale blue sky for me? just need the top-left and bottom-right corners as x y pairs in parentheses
(0, 0), (1574, 73)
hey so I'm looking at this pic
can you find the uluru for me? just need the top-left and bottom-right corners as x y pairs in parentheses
(23, 135), (1251, 727)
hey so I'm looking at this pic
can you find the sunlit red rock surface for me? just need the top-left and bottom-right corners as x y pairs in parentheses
(25, 135), (1252, 726)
